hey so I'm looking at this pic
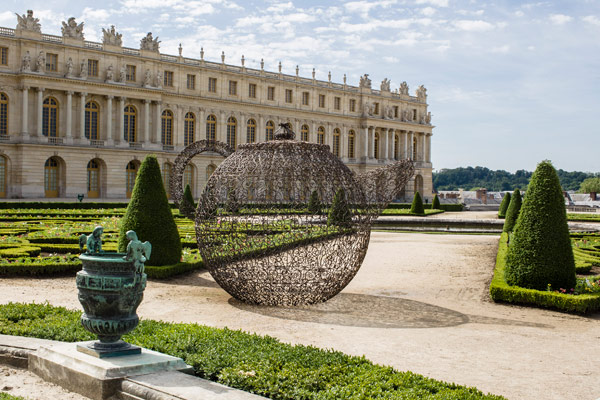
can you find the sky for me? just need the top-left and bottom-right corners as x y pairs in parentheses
(1, 0), (598, 173)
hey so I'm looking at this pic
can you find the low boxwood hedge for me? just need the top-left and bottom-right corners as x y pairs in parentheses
(489, 233), (600, 313)
(387, 203), (464, 211)
(0, 303), (505, 400)
(0, 393), (26, 400)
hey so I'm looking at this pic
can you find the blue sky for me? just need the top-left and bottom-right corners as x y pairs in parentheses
(1, 1), (598, 172)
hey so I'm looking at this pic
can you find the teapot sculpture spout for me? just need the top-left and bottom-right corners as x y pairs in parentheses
(355, 159), (415, 217)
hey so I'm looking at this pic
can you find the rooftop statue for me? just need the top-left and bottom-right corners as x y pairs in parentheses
(416, 85), (427, 101)
(102, 25), (122, 46)
(140, 32), (160, 52)
(399, 81), (409, 95)
(380, 78), (391, 92)
(16, 10), (41, 33)
(61, 17), (84, 39)
(359, 73), (372, 89)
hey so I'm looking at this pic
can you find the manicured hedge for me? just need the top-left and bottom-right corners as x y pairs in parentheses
(0, 303), (506, 400)
(387, 203), (464, 211)
(490, 233), (600, 314)
(0, 202), (178, 209)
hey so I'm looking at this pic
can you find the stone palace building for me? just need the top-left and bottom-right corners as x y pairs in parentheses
(0, 10), (434, 200)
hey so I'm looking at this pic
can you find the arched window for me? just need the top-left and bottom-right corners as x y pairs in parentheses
(87, 160), (99, 198)
(394, 134), (399, 160)
(348, 130), (355, 158)
(300, 124), (309, 142)
(0, 93), (8, 136)
(374, 132), (380, 159)
(317, 126), (325, 145)
(226, 117), (237, 148)
(42, 97), (58, 137)
(206, 164), (216, 181)
(126, 161), (138, 198)
(161, 110), (173, 145)
(124, 105), (137, 142)
(0, 155), (6, 198)
(246, 119), (256, 143)
(413, 136), (418, 160)
(184, 164), (194, 194)
(206, 114), (216, 141)
(332, 128), (340, 157)
(44, 157), (59, 198)
(162, 162), (172, 198)
(184, 112), (195, 146)
(85, 101), (99, 140)
(265, 120), (274, 141)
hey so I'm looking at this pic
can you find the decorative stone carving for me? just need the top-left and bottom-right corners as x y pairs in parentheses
(385, 106), (394, 120)
(65, 57), (74, 77)
(399, 81), (409, 95)
(363, 102), (373, 117)
(21, 51), (31, 72)
(105, 65), (114, 82)
(15, 10), (41, 33)
(143, 69), (152, 87)
(425, 111), (432, 125)
(359, 74), (372, 88)
(140, 32), (160, 52)
(80, 59), (88, 79)
(380, 78), (391, 92)
(61, 17), (84, 39)
(402, 109), (412, 122)
(123, 230), (152, 287)
(102, 25), (122, 46)
(416, 85), (427, 101)
(36, 51), (45, 73)
(155, 70), (162, 88)
(119, 65), (126, 82)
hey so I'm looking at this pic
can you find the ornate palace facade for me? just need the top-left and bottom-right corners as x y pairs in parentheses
(0, 11), (433, 200)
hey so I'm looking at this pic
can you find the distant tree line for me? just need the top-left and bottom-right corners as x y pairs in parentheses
(433, 166), (598, 192)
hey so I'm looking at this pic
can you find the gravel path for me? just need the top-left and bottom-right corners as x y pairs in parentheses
(1, 231), (599, 400)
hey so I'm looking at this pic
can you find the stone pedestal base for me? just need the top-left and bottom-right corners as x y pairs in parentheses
(29, 342), (192, 400)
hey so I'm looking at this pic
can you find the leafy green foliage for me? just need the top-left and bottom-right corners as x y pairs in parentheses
(0, 303), (506, 400)
(497, 192), (510, 219)
(431, 194), (441, 210)
(180, 184), (196, 218)
(502, 189), (521, 232)
(410, 191), (425, 215)
(327, 188), (352, 228)
(307, 190), (321, 214)
(578, 177), (600, 193)
(0, 393), (27, 400)
(118, 155), (182, 266)
(505, 161), (576, 290)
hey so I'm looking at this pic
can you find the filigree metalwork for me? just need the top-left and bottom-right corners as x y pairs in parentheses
(172, 123), (414, 306)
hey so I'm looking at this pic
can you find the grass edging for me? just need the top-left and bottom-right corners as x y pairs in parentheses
(489, 233), (600, 314)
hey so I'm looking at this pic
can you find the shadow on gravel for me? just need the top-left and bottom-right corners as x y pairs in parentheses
(229, 293), (553, 329)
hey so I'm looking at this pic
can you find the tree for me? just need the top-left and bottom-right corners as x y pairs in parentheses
(118, 155), (182, 266)
(307, 190), (321, 214)
(327, 188), (352, 228)
(505, 161), (576, 290)
(497, 191), (511, 219)
(180, 184), (195, 219)
(502, 189), (521, 232)
(431, 194), (440, 210)
(410, 191), (425, 215)
(579, 177), (600, 194)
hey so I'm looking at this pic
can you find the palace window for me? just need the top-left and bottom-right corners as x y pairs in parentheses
(162, 163), (172, 197)
(285, 89), (292, 103)
(44, 157), (60, 198)
(164, 71), (174, 87)
(87, 160), (99, 198)
(46, 53), (58, 71)
(187, 74), (195, 90)
(348, 130), (355, 158)
(123, 105), (137, 142)
(0, 47), (7, 66)
(84, 101), (99, 140)
(248, 83), (257, 98)
(0, 93), (7, 135)
(374, 132), (380, 159)
(126, 161), (138, 198)
(300, 124), (309, 142)
(184, 112), (195, 146)
(226, 117), (237, 148)
(265, 120), (274, 141)
(42, 97), (58, 137)
(374, 102), (380, 115)
(229, 80), (237, 95)
(246, 119), (256, 143)
(394, 106), (399, 118)
(334, 97), (341, 110)
(126, 65), (136, 82)
(267, 86), (275, 101)
(206, 114), (216, 141)
(317, 126), (325, 144)
(161, 110), (173, 145)
(88, 59), (98, 77)
(208, 77), (217, 93)
(302, 92), (309, 106)
(349, 99), (356, 112)
(332, 128), (340, 157)
(318, 94), (325, 108)
(413, 109), (417, 121)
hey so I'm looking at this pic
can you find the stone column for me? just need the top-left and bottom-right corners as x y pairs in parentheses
(175, 106), (184, 148)
(198, 108), (205, 142)
(370, 127), (375, 159)
(36, 88), (44, 137)
(79, 93), (86, 140)
(65, 91), (73, 141)
(341, 126), (347, 160)
(21, 86), (29, 137)
(408, 131), (414, 160)
(218, 111), (226, 143)
(381, 128), (388, 161)
(154, 101), (161, 144)
(361, 125), (368, 159)
(402, 131), (408, 159)
(389, 130), (394, 159)
(118, 97), (125, 143)
(106, 96), (113, 145)
(426, 133), (432, 162)
(143, 100), (150, 144)
(238, 112), (246, 145)
(258, 115), (265, 142)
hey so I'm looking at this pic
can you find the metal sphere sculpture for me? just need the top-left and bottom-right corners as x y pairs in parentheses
(173, 123), (414, 306)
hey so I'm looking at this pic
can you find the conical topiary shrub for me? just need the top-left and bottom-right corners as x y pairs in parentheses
(505, 161), (576, 290)
(180, 184), (195, 219)
(308, 190), (321, 214)
(410, 191), (425, 215)
(327, 188), (352, 228)
(498, 191), (511, 219)
(431, 194), (440, 210)
(118, 155), (182, 266)
(502, 189), (522, 233)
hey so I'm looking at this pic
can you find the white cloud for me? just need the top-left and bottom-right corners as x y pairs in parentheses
(415, 0), (449, 7)
(383, 56), (399, 63)
(452, 19), (495, 31)
(421, 7), (436, 16)
(457, 9), (484, 16)
(81, 8), (111, 21)
(266, 2), (294, 13)
(490, 45), (510, 54)
(514, 10), (524, 17)
(582, 15), (600, 26)
(549, 14), (572, 25)
(0, 11), (15, 27)
(344, 0), (397, 15)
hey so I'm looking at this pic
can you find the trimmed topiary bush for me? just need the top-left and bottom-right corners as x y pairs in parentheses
(327, 188), (352, 228)
(502, 189), (522, 232)
(180, 184), (196, 218)
(498, 192), (511, 218)
(505, 161), (576, 290)
(118, 155), (182, 266)
(410, 191), (425, 215)
(307, 190), (321, 214)
(431, 194), (440, 210)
